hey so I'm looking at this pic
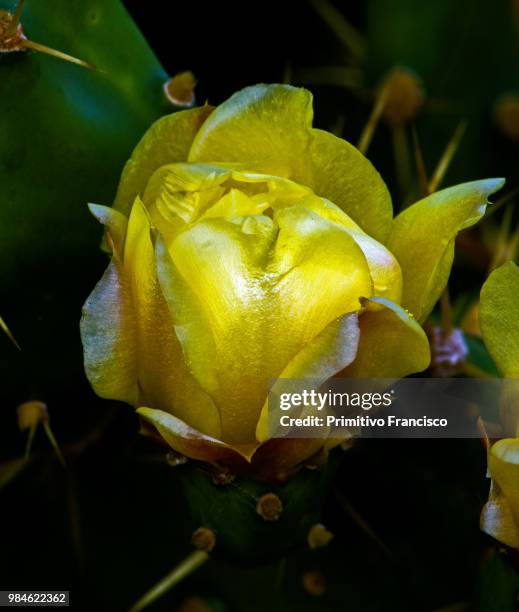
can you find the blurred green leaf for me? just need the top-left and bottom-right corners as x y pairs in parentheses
(475, 551), (519, 612)
(464, 333), (500, 378)
(0, 0), (171, 399)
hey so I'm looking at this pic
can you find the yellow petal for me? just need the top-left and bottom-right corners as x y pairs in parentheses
(256, 313), (360, 442)
(291, 195), (402, 304)
(306, 129), (393, 243)
(80, 259), (139, 405)
(188, 84), (392, 242)
(277, 313), (360, 381)
(206, 172), (400, 305)
(482, 439), (519, 549)
(137, 407), (258, 464)
(388, 179), (505, 322)
(143, 165), (300, 233)
(88, 203), (128, 258)
(344, 297), (431, 378)
(142, 163), (231, 242)
(122, 198), (222, 438)
(113, 106), (213, 216)
(157, 218), (279, 444)
(231, 170), (314, 207)
(480, 261), (519, 377)
(271, 206), (373, 343)
(83, 200), (222, 438)
(143, 163), (230, 220)
(250, 437), (327, 480)
(138, 408), (323, 479)
(156, 206), (372, 444)
(189, 84), (313, 180)
(201, 188), (270, 219)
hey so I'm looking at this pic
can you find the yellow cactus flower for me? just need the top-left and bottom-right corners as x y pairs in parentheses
(481, 439), (519, 549)
(81, 84), (503, 479)
(480, 261), (519, 548)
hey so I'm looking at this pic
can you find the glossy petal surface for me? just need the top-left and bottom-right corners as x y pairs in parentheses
(189, 85), (392, 241)
(388, 179), (505, 322)
(114, 106), (213, 216)
(344, 297), (431, 378)
(480, 261), (519, 377)
(157, 206), (372, 444)
(482, 439), (519, 549)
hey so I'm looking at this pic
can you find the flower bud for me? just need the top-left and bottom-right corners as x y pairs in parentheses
(494, 94), (519, 142)
(382, 66), (425, 128)
(17, 401), (47, 432)
(164, 71), (197, 108)
(81, 84), (502, 479)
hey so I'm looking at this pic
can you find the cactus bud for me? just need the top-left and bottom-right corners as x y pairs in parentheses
(494, 94), (519, 142)
(302, 570), (327, 596)
(0, 5), (25, 52)
(256, 493), (283, 522)
(177, 597), (212, 612)
(382, 66), (425, 128)
(17, 400), (47, 431)
(166, 451), (188, 467)
(307, 523), (334, 549)
(164, 71), (197, 107)
(191, 527), (216, 552)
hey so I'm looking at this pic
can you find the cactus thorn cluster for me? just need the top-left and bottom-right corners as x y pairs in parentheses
(307, 523), (334, 549)
(191, 527), (216, 553)
(256, 493), (283, 522)
(0, 0), (94, 68)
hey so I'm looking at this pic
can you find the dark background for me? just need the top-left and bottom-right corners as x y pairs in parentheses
(122, 1), (359, 104)
(1, 1), (519, 610)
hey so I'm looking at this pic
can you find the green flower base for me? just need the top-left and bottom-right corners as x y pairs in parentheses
(175, 451), (339, 566)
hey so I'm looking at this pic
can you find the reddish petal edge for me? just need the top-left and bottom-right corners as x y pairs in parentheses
(137, 407), (327, 481)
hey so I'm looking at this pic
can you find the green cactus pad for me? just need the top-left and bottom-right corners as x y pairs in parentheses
(175, 454), (338, 566)
(0, 0), (172, 395)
